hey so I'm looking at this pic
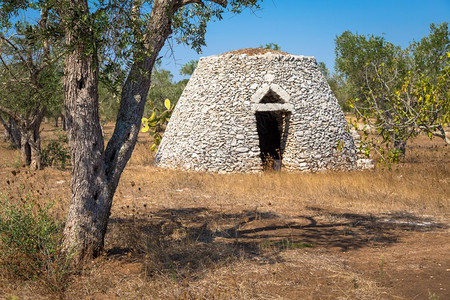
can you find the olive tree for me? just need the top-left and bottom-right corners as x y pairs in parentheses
(2, 0), (262, 261)
(0, 11), (63, 169)
(335, 24), (449, 162)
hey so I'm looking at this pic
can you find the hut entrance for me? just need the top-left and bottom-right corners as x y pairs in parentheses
(255, 111), (290, 171)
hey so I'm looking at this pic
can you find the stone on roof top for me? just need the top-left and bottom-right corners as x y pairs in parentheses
(220, 48), (289, 56)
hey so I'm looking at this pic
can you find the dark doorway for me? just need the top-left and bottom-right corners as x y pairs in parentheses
(259, 91), (284, 104)
(255, 111), (289, 171)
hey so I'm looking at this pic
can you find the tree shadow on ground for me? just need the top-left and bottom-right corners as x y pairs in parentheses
(105, 206), (446, 279)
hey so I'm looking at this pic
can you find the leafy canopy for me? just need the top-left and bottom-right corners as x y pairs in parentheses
(335, 23), (449, 163)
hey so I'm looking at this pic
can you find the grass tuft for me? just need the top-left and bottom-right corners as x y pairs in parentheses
(0, 195), (72, 294)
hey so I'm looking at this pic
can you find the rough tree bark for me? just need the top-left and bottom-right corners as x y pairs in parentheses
(60, 0), (108, 258)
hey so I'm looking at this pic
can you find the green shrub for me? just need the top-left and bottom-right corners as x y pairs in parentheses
(0, 196), (71, 291)
(42, 133), (70, 169)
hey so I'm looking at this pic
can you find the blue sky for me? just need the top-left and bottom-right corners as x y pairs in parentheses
(161, 0), (449, 81)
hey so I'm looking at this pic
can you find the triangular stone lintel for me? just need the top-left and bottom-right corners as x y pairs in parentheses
(251, 84), (291, 104)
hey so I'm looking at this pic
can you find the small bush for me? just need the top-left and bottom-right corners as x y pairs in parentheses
(42, 134), (70, 169)
(0, 196), (71, 292)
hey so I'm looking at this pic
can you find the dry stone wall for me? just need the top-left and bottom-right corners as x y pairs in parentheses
(155, 52), (358, 173)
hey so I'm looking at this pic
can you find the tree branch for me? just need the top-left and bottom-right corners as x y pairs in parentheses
(0, 113), (9, 131)
(0, 104), (21, 123)
(421, 125), (450, 145)
(173, 0), (227, 12)
(0, 53), (22, 82)
(435, 125), (449, 145)
(0, 34), (35, 72)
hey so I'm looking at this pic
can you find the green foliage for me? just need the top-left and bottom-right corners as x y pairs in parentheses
(172, 1), (260, 53)
(317, 61), (330, 78)
(142, 98), (174, 151)
(147, 64), (187, 113)
(337, 23), (450, 163)
(179, 60), (198, 76)
(142, 65), (186, 151)
(335, 30), (406, 103)
(259, 43), (281, 50)
(0, 15), (64, 115)
(261, 239), (313, 250)
(98, 55), (127, 122)
(428, 290), (440, 300)
(0, 196), (70, 288)
(411, 23), (450, 79)
(99, 83), (121, 122)
(336, 139), (345, 152)
(0, 0), (29, 28)
(318, 61), (352, 111)
(1, 0), (262, 127)
(41, 133), (70, 169)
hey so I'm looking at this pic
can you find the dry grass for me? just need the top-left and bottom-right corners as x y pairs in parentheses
(0, 122), (449, 299)
(122, 133), (449, 219)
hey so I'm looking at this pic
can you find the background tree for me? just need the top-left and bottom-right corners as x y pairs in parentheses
(0, 12), (63, 169)
(335, 30), (408, 102)
(317, 61), (351, 111)
(335, 30), (411, 157)
(179, 59), (198, 76)
(147, 62), (187, 111)
(98, 59), (127, 123)
(411, 23), (450, 80)
(336, 23), (449, 162)
(0, 113), (21, 148)
(259, 42), (280, 50)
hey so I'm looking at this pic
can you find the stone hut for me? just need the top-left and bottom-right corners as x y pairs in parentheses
(155, 48), (358, 173)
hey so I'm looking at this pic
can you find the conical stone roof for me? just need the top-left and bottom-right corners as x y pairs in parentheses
(155, 49), (358, 173)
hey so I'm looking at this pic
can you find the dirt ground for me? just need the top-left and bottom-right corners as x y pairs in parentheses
(0, 123), (449, 299)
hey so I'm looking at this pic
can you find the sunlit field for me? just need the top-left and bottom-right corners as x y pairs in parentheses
(0, 122), (449, 299)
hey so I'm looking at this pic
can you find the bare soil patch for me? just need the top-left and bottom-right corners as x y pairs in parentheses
(0, 123), (449, 299)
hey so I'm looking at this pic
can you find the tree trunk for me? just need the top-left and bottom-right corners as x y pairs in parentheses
(62, 113), (67, 131)
(0, 114), (9, 142)
(29, 116), (43, 170)
(0, 115), (21, 148)
(9, 118), (21, 148)
(394, 139), (407, 161)
(61, 0), (174, 261)
(21, 135), (31, 166)
(19, 109), (45, 170)
(61, 7), (111, 258)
